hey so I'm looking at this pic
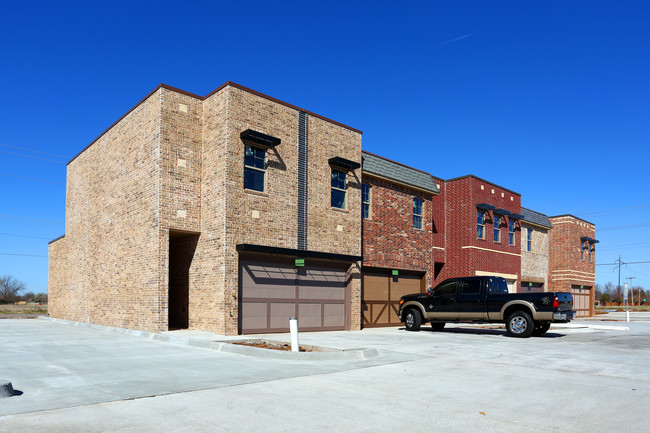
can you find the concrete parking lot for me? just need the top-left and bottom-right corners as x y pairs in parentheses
(1, 315), (649, 432)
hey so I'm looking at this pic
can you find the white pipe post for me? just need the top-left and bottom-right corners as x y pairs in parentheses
(289, 317), (299, 352)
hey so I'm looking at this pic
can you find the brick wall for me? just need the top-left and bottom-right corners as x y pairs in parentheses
(362, 176), (433, 287)
(521, 223), (550, 289)
(437, 176), (522, 290)
(548, 215), (596, 295)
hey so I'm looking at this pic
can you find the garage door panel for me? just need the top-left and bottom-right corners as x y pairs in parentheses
(241, 258), (347, 334)
(241, 302), (267, 330)
(242, 263), (296, 299)
(299, 285), (345, 300)
(390, 276), (421, 300)
(323, 304), (345, 327)
(298, 303), (322, 328)
(269, 303), (296, 329)
(363, 274), (389, 301)
(362, 270), (425, 328)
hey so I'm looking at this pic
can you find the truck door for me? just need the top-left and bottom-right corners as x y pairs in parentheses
(424, 280), (459, 320)
(456, 278), (485, 319)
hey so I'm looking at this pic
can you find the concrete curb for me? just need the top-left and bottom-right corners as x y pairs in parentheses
(552, 323), (630, 332)
(38, 316), (378, 361)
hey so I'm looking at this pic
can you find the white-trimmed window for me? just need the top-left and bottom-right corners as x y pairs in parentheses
(494, 215), (501, 242)
(244, 145), (266, 192)
(508, 220), (515, 245)
(526, 228), (532, 252)
(413, 198), (423, 229)
(331, 170), (347, 209)
(362, 184), (371, 219)
(477, 210), (485, 239)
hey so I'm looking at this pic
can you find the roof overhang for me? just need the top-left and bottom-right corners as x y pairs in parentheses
(476, 203), (495, 211)
(240, 129), (281, 148)
(329, 156), (361, 172)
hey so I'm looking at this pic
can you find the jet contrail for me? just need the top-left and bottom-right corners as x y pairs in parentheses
(437, 33), (472, 47)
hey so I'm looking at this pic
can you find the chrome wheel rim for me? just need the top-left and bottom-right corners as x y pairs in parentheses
(406, 313), (414, 328)
(509, 315), (527, 334)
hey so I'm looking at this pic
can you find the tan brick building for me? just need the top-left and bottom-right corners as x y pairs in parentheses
(49, 82), (363, 335)
(520, 207), (552, 292)
(548, 215), (597, 317)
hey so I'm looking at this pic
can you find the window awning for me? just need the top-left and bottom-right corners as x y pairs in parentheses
(509, 213), (524, 220)
(580, 236), (599, 243)
(240, 129), (281, 147)
(493, 208), (511, 216)
(329, 156), (361, 171)
(476, 203), (495, 211)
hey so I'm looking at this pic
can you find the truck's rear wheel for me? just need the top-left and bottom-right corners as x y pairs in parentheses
(431, 322), (445, 331)
(506, 311), (534, 338)
(532, 322), (551, 336)
(404, 309), (422, 331)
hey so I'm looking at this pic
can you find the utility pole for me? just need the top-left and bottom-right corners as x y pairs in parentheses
(628, 276), (636, 307)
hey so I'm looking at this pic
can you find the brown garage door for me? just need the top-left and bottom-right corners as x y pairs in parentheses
(571, 285), (592, 317)
(362, 270), (425, 328)
(240, 257), (348, 334)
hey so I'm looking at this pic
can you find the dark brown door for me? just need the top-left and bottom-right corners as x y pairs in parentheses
(362, 270), (424, 328)
(240, 257), (348, 334)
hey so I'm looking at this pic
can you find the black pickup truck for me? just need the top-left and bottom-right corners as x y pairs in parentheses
(398, 276), (575, 337)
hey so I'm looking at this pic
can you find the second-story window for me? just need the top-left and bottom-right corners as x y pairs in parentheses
(526, 228), (532, 252)
(362, 184), (371, 219)
(580, 241), (584, 260)
(508, 220), (515, 245)
(588, 243), (592, 262)
(244, 145), (266, 192)
(413, 198), (423, 229)
(331, 170), (347, 209)
(494, 215), (501, 242)
(477, 210), (485, 239)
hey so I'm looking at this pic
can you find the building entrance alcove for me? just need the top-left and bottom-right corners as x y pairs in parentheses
(168, 230), (200, 330)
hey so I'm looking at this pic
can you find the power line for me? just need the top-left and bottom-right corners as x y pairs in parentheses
(0, 143), (70, 159)
(596, 261), (650, 266)
(577, 203), (650, 216)
(0, 232), (54, 240)
(0, 252), (48, 258)
(598, 222), (650, 232)
(0, 173), (65, 185)
(0, 214), (64, 224)
(0, 150), (66, 164)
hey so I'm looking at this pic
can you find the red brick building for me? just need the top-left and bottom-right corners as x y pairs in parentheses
(433, 176), (523, 292)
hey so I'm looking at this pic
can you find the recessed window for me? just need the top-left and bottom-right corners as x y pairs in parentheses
(526, 228), (532, 252)
(331, 170), (347, 209)
(362, 184), (371, 219)
(477, 210), (485, 239)
(580, 241), (584, 260)
(413, 198), (423, 229)
(244, 145), (266, 192)
(508, 220), (515, 245)
(588, 243), (592, 262)
(494, 215), (501, 242)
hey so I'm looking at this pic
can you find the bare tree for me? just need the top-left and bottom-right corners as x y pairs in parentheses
(0, 275), (26, 304)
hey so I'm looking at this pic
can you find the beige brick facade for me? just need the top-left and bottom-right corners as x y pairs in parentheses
(520, 223), (550, 290)
(49, 83), (362, 335)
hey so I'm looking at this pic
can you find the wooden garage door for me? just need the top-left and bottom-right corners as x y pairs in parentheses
(571, 285), (592, 317)
(240, 258), (348, 334)
(362, 270), (424, 328)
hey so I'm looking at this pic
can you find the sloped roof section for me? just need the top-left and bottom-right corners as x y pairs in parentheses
(362, 151), (440, 194)
(521, 207), (553, 229)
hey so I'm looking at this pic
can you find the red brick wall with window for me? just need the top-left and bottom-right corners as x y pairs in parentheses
(548, 215), (596, 293)
(434, 176), (522, 289)
(362, 175), (433, 287)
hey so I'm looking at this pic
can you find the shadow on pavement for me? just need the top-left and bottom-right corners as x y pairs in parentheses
(400, 327), (566, 338)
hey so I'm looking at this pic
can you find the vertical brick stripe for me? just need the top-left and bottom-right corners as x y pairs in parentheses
(297, 111), (309, 250)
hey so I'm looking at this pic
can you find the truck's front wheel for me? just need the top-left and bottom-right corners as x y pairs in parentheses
(506, 311), (534, 338)
(404, 309), (422, 331)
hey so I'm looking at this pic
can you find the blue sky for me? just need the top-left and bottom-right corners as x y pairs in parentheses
(1, 1), (649, 294)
